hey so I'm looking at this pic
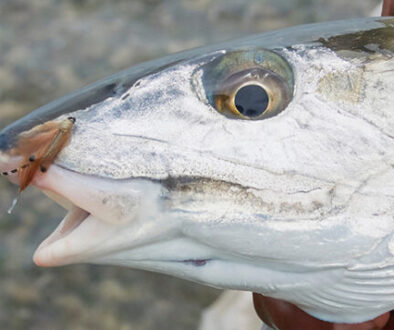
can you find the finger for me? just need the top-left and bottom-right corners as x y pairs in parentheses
(383, 311), (394, 330)
(332, 312), (390, 330)
(253, 293), (332, 330)
(382, 0), (394, 16)
(253, 293), (390, 330)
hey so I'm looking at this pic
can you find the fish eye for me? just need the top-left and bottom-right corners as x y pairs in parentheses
(200, 50), (294, 120)
(234, 84), (269, 117)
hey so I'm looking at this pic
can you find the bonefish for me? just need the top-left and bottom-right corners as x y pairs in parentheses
(0, 17), (393, 324)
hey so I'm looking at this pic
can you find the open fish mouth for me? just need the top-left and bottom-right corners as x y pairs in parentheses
(32, 165), (121, 267)
(34, 202), (91, 266)
(30, 164), (164, 267)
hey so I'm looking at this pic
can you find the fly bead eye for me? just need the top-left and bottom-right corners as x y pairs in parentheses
(234, 84), (269, 117)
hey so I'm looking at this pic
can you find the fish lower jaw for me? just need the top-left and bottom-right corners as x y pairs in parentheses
(33, 206), (91, 266)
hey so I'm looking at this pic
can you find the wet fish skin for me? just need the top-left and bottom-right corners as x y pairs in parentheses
(0, 17), (393, 323)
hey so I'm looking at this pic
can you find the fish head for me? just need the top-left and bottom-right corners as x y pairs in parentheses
(0, 17), (393, 323)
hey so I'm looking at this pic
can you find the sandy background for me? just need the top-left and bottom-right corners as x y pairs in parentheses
(0, 0), (380, 329)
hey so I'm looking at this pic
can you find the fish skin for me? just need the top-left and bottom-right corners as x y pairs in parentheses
(0, 17), (393, 323)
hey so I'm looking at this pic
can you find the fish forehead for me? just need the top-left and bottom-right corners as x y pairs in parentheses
(0, 17), (392, 151)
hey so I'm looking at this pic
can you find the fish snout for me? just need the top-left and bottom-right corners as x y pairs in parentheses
(0, 116), (33, 152)
(0, 131), (9, 151)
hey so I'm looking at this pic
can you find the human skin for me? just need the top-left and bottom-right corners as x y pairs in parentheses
(382, 0), (394, 15)
(253, 294), (394, 329)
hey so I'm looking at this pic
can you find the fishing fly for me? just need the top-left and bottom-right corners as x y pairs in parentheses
(1, 117), (76, 213)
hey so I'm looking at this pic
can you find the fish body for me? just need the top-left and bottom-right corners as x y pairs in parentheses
(0, 17), (393, 323)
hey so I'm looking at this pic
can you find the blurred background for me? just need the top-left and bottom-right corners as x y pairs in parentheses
(0, 0), (381, 329)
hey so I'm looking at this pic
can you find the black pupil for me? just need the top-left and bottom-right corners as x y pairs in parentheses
(234, 85), (269, 117)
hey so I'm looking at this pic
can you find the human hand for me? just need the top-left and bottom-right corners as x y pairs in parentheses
(253, 293), (394, 330)
(382, 0), (394, 16)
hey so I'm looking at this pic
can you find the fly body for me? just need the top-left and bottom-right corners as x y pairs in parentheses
(0, 117), (75, 193)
